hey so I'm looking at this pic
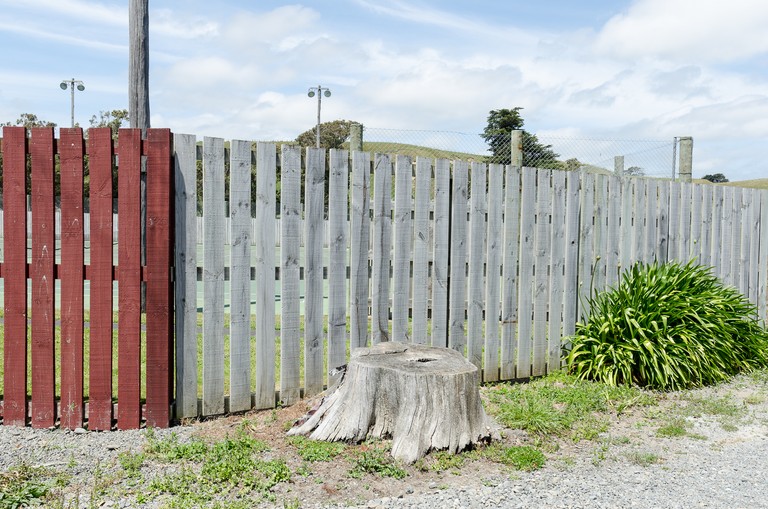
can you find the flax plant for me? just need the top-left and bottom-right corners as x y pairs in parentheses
(564, 260), (768, 390)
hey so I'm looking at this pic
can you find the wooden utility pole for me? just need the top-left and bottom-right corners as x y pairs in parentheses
(129, 0), (150, 315)
(129, 0), (150, 130)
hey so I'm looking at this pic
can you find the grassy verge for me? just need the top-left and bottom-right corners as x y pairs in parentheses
(7, 368), (768, 508)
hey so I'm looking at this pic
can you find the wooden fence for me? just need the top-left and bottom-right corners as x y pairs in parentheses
(0, 127), (174, 429)
(2, 130), (767, 427)
(172, 136), (768, 419)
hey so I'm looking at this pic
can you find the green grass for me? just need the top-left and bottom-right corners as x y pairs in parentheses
(348, 444), (408, 480)
(288, 435), (346, 462)
(480, 444), (546, 471)
(484, 371), (657, 441)
(143, 427), (290, 507)
(0, 463), (70, 509)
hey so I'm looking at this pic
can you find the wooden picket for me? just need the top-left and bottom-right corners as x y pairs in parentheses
(88, 128), (115, 430)
(59, 128), (85, 430)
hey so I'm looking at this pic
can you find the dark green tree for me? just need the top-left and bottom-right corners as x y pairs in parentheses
(295, 119), (352, 149)
(702, 173), (728, 183)
(482, 107), (560, 168)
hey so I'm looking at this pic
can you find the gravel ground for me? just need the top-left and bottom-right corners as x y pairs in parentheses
(2, 375), (768, 508)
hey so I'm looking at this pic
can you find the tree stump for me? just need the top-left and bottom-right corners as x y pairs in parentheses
(287, 341), (497, 463)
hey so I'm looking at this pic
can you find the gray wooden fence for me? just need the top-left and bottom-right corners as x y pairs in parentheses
(172, 135), (768, 418)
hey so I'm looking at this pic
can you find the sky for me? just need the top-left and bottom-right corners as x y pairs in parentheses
(1, 0), (767, 180)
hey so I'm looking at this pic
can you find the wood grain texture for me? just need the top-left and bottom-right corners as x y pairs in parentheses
(288, 342), (495, 463)
(532, 169), (551, 377)
(328, 149), (349, 383)
(228, 139), (252, 413)
(2, 127), (28, 426)
(202, 136), (226, 416)
(349, 151), (371, 348)
(392, 155), (412, 342)
(430, 159), (451, 347)
(59, 128), (85, 429)
(304, 147), (325, 396)
(562, 172), (580, 340)
(483, 163), (503, 381)
(548, 170), (566, 373)
(411, 157), (431, 345)
(145, 128), (173, 428)
(30, 128), (56, 428)
(516, 167), (536, 378)
(467, 162), (487, 370)
(371, 153), (392, 344)
(280, 144), (302, 405)
(448, 161), (468, 353)
(500, 166), (521, 379)
(88, 128), (115, 430)
(117, 129), (142, 429)
(254, 143), (277, 409)
(173, 133), (199, 419)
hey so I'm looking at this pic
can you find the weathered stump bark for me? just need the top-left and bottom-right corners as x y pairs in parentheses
(287, 342), (496, 463)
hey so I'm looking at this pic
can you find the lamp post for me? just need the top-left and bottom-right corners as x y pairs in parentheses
(307, 85), (331, 148)
(60, 78), (85, 128)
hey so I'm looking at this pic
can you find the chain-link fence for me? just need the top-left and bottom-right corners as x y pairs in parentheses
(362, 126), (678, 179)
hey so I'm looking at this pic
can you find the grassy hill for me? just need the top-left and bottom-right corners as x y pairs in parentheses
(719, 179), (768, 190)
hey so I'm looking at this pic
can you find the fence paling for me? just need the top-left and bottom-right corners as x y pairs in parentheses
(483, 163), (503, 381)
(116, 129), (143, 430)
(392, 155), (411, 343)
(349, 151), (371, 349)
(229, 139), (252, 414)
(30, 128), (56, 429)
(3, 127), (28, 426)
(60, 128), (85, 430)
(145, 128), (174, 428)
(372, 153), (392, 344)
(430, 158), (450, 348)
(89, 128), (115, 430)
(280, 144), (301, 406)
(202, 136), (226, 417)
(327, 149), (349, 383)
(448, 161), (468, 352)
(411, 157), (431, 346)
(254, 142), (277, 410)
(304, 147), (325, 397)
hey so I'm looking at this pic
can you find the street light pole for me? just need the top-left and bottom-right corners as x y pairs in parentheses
(59, 78), (85, 128)
(307, 85), (331, 148)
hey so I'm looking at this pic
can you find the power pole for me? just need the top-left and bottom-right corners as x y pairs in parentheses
(129, 0), (150, 131)
(129, 0), (150, 314)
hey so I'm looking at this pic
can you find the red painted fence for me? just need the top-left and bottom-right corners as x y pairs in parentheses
(0, 127), (174, 430)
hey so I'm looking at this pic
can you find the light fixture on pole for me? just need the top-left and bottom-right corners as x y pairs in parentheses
(60, 78), (85, 128)
(307, 85), (331, 148)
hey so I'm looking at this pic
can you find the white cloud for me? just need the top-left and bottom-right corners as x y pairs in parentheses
(596, 0), (768, 63)
(21, 0), (125, 24)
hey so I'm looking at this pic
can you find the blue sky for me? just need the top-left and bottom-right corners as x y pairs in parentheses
(1, 0), (767, 180)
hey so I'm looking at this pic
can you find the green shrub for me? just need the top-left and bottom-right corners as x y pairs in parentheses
(564, 260), (768, 390)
